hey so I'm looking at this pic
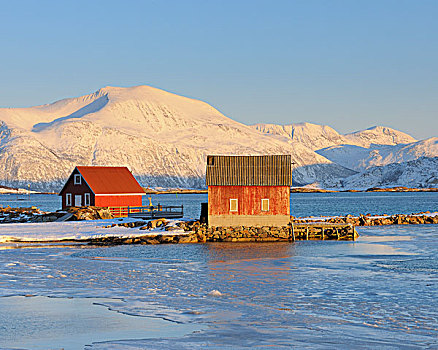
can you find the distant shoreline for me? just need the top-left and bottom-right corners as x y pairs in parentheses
(291, 186), (438, 193)
(1, 185), (436, 196)
(143, 187), (438, 194)
(143, 188), (207, 194)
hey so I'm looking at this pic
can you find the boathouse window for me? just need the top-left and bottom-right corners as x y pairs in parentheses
(230, 198), (238, 212)
(74, 174), (81, 185)
(261, 198), (269, 212)
(84, 193), (90, 206)
(66, 193), (72, 206)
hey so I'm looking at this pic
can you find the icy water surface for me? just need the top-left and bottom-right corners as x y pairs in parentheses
(0, 296), (198, 350)
(0, 224), (437, 349)
(0, 192), (437, 348)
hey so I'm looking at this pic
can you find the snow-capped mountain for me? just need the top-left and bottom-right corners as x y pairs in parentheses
(252, 121), (436, 189)
(251, 123), (418, 150)
(0, 85), (351, 191)
(327, 157), (438, 190)
(0, 85), (436, 191)
(316, 137), (438, 172)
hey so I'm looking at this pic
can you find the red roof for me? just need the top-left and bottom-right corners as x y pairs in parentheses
(76, 166), (144, 195)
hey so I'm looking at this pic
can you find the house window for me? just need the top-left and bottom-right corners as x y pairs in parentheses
(74, 195), (82, 207)
(84, 193), (91, 206)
(74, 174), (81, 185)
(230, 198), (238, 212)
(261, 198), (269, 212)
(66, 193), (72, 206)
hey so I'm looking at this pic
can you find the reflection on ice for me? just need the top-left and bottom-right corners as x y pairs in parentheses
(359, 235), (413, 242)
(205, 242), (295, 262)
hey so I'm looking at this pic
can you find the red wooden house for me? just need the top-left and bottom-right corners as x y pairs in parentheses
(206, 155), (292, 227)
(59, 166), (145, 210)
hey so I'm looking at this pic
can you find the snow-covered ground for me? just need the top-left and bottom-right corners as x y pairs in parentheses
(0, 187), (39, 194)
(0, 218), (190, 243)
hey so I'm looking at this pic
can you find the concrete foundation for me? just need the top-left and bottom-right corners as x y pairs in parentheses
(208, 214), (290, 227)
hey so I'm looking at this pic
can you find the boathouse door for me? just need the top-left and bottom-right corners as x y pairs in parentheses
(75, 195), (82, 207)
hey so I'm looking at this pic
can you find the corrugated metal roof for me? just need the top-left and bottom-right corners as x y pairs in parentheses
(76, 166), (144, 195)
(206, 155), (292, 186)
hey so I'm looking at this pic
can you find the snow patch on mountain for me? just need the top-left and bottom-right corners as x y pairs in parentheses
(326, 157), (438, 190)
(317, 137), (438, 171)
(32, 94), (109, 132)
(252, 122), (349, 150)
(344, 126), (417, 147)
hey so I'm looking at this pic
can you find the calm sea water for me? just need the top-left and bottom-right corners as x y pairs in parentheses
(0, 192), (437, 349)
(0, 191), (437, 218)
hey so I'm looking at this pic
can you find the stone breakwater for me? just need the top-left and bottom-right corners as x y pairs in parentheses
(90, 220), (356, 246)
(294, 212), (438, 226)
(90, 212), (438, 246)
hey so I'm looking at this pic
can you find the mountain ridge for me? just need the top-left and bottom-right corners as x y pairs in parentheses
(0, 85), (436, 191)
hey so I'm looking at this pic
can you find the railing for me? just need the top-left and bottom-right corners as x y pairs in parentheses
(108, 206), (130, 217)
(108, 205), (183, 219)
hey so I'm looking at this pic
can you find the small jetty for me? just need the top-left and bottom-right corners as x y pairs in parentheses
(291, 223), (358, 241)
(108, 205), (184, 219)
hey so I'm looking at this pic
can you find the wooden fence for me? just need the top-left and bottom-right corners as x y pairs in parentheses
(108, 205), (183, 219)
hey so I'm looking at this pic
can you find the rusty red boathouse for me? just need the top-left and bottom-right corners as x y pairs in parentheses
(59, 166), (145, 210)
(206, 155), (292, 227)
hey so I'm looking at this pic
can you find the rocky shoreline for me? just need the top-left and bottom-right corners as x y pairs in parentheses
(89, 211), (437, 245)
(294, 212), (438, 226)
(90, 220), (356, 246)
(0, 206), (44, 223)
(88, 212), (438, 246)
(1, 206), (437, 246)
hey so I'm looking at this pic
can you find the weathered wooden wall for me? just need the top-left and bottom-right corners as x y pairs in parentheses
(208, 185), (290, 216)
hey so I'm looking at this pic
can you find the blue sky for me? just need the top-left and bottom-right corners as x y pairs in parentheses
(1, 0), (437, 139)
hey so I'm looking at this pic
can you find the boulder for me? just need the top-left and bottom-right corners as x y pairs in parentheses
(141, 238), (160, 245)
(177, 233), (199, 244)
(68, 206), (113, 221)
(148, 218), (168, 229)
(278, 231), (288, 239)
(96, 208), (113, 220)
(157, 235), (175, 244)
(196, 231), (207, 243)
